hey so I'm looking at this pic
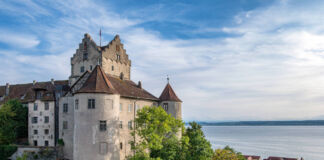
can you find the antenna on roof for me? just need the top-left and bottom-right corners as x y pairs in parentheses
(99, 28), (102, 47)
(167, 75), (170, 84)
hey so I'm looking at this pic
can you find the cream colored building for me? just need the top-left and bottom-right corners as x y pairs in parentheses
(0, 33), (182, 160)
(58, 34), (182, 160)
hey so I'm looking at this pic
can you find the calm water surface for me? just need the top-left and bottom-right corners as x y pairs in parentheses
(202, 126), (324, 160)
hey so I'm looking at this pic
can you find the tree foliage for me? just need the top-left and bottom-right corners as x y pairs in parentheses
(129, 106), (215, 160)
(185, 122), (214, 160)
(0, 99), (28, 145)
(212, 146), (245, 160)
(129, 106), (187, 160)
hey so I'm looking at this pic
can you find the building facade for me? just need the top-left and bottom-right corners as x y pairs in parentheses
(0, 33), (182, 160)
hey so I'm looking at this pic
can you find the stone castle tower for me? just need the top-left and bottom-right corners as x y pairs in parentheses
(69, 34), (131, 85)
(57, 33), (182, 160)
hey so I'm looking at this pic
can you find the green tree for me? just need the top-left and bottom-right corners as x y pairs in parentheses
(0, 99), (28, 145)
(129, 106), (186, 160)
(185, 122), (214, 160)
(212, 146), (245, 160)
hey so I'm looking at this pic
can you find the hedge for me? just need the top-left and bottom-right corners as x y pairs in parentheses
(0, 145), (17, 160)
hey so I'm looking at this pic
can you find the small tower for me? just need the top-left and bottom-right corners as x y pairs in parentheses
(159, 79), (182, 120)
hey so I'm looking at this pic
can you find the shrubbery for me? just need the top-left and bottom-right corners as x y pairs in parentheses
(0, 145), (17, 160)
(128, 106), (242, 160)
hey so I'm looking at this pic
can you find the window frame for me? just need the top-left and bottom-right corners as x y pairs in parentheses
(32, 117), (38, 124)
(80, 66), (85, 73)
(63, 121), (68, 129)
(44, 102), (49, 110)
(128, 104), (132, 112)
(99, 120), (107, 132)
(75, 99), (79, 110)
(44, 129), (49, 135)
(63, 103), (68, 113)
(163, 103), (169, 111)
(34, 103), (38, 111)
(44, 116), (49, 123)
(88, 99), (95, 109)
(128, 121), (133, 130)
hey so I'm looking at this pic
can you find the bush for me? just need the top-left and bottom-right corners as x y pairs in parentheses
(0, 145), (17, 160)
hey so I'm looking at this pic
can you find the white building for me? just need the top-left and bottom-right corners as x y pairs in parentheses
(0, 33), (182, 160)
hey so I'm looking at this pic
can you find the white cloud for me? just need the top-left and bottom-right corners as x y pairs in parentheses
(1, 0), (324, 121)
(0, 32), (40, 48)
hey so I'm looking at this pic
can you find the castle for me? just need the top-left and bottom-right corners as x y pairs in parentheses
(0, 34), (182, 160)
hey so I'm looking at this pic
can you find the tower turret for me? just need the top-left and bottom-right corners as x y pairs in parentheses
(159, 82), (182, 120)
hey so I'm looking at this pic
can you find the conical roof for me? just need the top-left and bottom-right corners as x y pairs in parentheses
(77, 65), (118, 94)
(159, 83), (182, 102)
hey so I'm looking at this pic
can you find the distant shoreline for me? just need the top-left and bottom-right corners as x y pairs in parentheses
(192, 120), (324, 126)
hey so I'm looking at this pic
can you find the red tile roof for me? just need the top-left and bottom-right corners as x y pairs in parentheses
(107, 74), (159, 101)
(77, 65), (118, 94)
(159, 83), (182, 102)
(0, 80), (69, 105)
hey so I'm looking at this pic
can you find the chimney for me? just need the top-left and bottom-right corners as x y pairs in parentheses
(51, 78), (54, 85)
(33, 80), (36, 85)
(138, 81), (142, 89)
(5, 83), (9, 96)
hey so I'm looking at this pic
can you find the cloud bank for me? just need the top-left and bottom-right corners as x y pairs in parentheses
(1, 0), (324, 121)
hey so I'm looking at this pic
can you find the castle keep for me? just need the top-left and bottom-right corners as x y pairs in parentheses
(0, 34), (182, 160)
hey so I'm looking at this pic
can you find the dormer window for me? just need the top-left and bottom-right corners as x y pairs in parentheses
(36, 91), (42, 99)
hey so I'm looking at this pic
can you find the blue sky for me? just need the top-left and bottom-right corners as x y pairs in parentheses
(1, 0), (324, 121)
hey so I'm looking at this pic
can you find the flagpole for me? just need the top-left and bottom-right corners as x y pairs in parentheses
(99, 28), (102, 47)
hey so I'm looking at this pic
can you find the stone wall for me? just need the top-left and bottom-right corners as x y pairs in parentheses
(28, 100), (55, 147)
(59, 96), (75, 159)
(73, 93), (120, 160)
(118, 98), (157, 159)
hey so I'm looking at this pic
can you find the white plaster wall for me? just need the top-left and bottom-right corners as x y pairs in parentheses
(28, 100), (55, 146)
(118, 98), (156, 159)
(59, 96), (75, 160)
(73, 93), (120, 160)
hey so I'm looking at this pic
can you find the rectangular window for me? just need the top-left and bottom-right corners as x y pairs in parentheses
(163, 103), (168, 111)
(44, 129), (49, 135)
(63, 121), (68, 129)
(83, 53), (88, 61)
(128, 121), (133, 130)
(34, 103), (38, 111)
(100, 121), (107, 131)
(99, 142), (108, 155)
(90, 65), (93, 70)
(111, 66), (114, 71)
(128, 104), (132, 112)
(119, 103), (122, 112)
(120, 142), (123, 149)
(32, 117), (38, 124)
(44, 102), (49, 110)
(63, 103), (68, 113)
(135, 104), (139, 111)
(88, 99), (95, 109)
(45, 140), (49, 146)
(80, 66), (85, 73)
(75, 99), (79, 110)
(44, 116), (49, 123)
(33, 140), (37, 146)
(36, 91), (42, 99)
(119, 121), (123, 129)
(34, 129), (38, 135)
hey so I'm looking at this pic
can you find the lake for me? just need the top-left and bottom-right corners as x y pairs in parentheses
(202, 126), (324, 160)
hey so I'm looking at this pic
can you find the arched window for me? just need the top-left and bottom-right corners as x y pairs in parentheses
(120, 72), (124, 80)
